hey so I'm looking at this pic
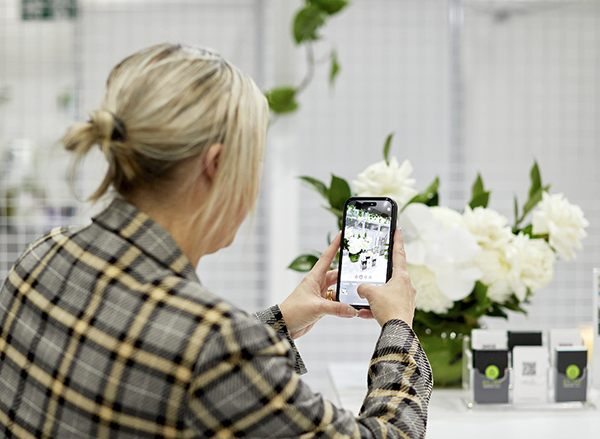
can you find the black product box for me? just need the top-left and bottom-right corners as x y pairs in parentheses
(508, 331), (543, 367)
(508, 331), (543, 351)
(555, 347), (588, 403)
(472, 349), (509, 404)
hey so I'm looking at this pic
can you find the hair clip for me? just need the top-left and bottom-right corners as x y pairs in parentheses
(111, 115), (127, 142)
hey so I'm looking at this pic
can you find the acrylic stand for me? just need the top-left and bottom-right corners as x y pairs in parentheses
(461, 336), (597, 411)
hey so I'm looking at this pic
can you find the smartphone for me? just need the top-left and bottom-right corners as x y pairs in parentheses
(336, 197), (398, 309)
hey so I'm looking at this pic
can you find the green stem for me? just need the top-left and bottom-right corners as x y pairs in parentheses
(296, 43), (316, 94)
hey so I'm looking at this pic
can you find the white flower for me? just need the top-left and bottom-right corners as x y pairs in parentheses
(425, 227), (482, 301)
(408, 264), (455, 314)
(347, 237), (364, 254)
(430, 206), (465, 230)
(475, 248), (513, 303)
(532, 192), (589, 261)
(347, 235), (372, 254)
(399, 203), (444, 265)
(508, 234), (555, 301)
(353, 157), (419, 209)
(475, 234), (555, 303)
(400, 203), (482, 301)
(462, 206), (513, 250)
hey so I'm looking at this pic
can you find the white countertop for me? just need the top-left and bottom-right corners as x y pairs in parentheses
(327, 363), (600, 439)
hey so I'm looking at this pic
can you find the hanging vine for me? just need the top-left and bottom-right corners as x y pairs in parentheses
(264, 0), (349, 114)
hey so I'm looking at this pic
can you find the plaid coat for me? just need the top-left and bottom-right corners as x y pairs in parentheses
(0, 199), (432, 438)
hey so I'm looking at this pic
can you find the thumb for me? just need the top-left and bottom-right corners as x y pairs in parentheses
(322, 300), (358, 318)
(357, 283), (376, 300)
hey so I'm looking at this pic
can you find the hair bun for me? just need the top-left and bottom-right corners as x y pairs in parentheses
(89, 109), (127, 145)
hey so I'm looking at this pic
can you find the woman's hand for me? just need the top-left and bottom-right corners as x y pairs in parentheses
(356, 229), (417, 327)
(279, 233), (359, 340)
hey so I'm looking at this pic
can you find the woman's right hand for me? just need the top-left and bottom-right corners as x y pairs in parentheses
(356, 228), (417, 327)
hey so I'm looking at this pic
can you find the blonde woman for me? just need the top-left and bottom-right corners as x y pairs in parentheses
(0, 44), (432, 438)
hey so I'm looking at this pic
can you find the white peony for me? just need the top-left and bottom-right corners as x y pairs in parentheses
(408, 264), (455, 314)
(347, 237), (364, 254)
(347, 235), (372, 254)
(462, 206), (513, 250)
(475, 248), (513, 303)
(507, 234), (555, 301)
(430, 206), (465, 230)
(353, 157), (419, 209)
(401, 203), (482, 302)
(475, 234), (555, 303)
(532, 192), (589, 261)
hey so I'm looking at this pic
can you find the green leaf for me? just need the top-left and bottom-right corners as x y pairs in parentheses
(299, 176), (328, 199)
(404, 177), (440, 209)
(468, 173), (490, 209)
(473, 281), (489, 304)
(487, 305), (508, 319)
(502, 294), (529, 315)
(522, 187), (544, 220)
(520, 224), (534, 237)
(265, 86), (299, 114)
(288, 254), (319, 272)
(462, 281), (492, 319)
(383, 133), (394, 166)
(327, 174), (351, 210)
(293, 5), (327, 44)
(310, 0), (349, 15)
(469, 192), (490, 209)
(472, 173), (485, 198)
(329, 49), (341, 87)
(529, 161), (541, 199)
(513, 195), (519, 227)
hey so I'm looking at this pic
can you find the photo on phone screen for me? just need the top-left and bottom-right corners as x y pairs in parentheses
(336, 197), (398, 309)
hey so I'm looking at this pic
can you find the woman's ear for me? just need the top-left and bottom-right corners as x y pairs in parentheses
(204, 143), (223, 182)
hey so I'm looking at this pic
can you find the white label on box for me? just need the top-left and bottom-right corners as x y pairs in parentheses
(471, 329), (508, 350)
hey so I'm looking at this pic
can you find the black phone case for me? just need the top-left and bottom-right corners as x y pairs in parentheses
(336, 197), (398, 309)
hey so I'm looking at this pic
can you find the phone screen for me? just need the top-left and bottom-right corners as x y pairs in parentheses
(337, 197), (397, 308)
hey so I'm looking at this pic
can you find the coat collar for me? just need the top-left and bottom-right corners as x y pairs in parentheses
(92, 198), (199, 283)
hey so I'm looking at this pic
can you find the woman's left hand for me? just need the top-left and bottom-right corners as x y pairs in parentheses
(279, 233), (359, 340)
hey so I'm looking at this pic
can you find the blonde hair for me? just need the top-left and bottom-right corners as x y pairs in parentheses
(62, 43), (268, 246)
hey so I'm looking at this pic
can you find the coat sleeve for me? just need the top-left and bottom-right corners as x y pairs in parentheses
(253, 304), (307, 375)
(185, 312), (433, 439)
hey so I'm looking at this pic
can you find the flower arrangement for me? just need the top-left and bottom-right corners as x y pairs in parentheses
(344, 233), (371, 262)
(290, 135), (589, 385)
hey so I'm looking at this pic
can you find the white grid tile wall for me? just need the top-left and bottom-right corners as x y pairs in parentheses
(0, 0), (267, 312)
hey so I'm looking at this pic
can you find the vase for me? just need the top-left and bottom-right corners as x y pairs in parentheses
(415, 327), (475, 388)
(349, 252), (361, 263)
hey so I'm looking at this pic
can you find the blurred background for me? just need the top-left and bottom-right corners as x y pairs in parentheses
(1, 0), (598, 397)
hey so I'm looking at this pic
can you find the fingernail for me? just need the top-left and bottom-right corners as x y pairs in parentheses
(347, 307), (358, 317)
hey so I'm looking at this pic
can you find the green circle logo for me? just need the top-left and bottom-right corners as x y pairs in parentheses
(485, 365), (500, 380)
(566, 364), (580, 380)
